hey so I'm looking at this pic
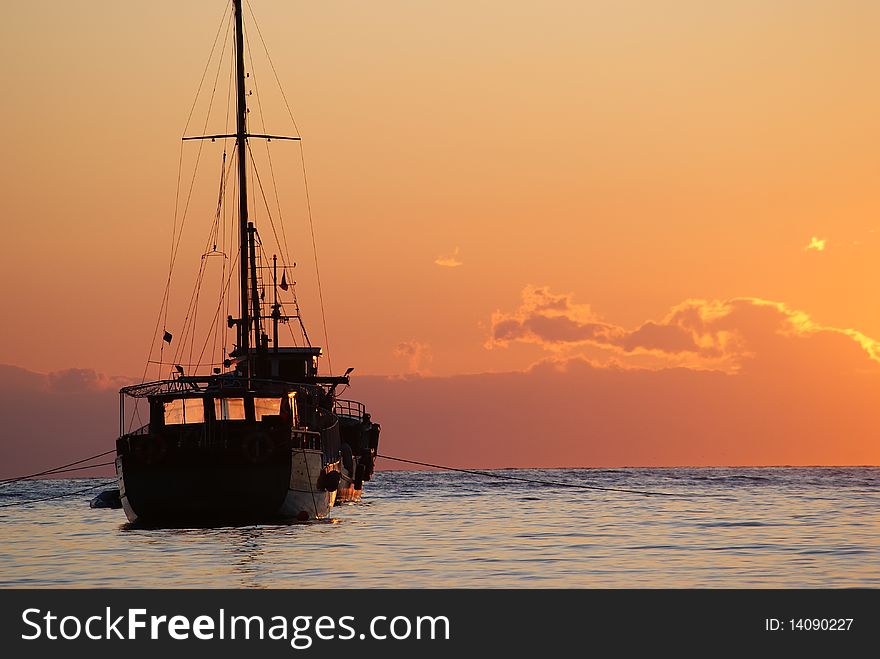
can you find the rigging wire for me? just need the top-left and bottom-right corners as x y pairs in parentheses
(191, 147), (235, 373)
(163, 7), (235, 376)
(208, 150), (230, 371)
(170, 16), (235, 378)
(300, 146), (332, 373)
(246, 143), (298, 298)
(245, 0), (302, 137)
(171, 139), (236, 374)
(131, 4), (234, 431)
(242, 20), (296, 271)
(376, 455), (693, 498)
(194, 253), (238, 369)
(243, 24), (307, 347)
(241, 33), (308, 347)
(211, 55), (237, 372)
(245, 143), (287, 266)
(136, 2), (334, 389)
(246, 0), (333, 375)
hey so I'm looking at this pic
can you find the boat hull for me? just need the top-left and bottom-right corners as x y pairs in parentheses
(117, 445), (337, 526)
(278, 449), (335, 519)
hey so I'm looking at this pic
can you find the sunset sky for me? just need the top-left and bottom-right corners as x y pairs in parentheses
(1, 0), (879, 469)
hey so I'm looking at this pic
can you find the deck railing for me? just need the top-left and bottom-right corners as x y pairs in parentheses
(120, 377), (322, 399)
(333, 399), (365, 420)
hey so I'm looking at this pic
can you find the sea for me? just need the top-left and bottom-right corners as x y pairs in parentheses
(0, 468), (878, 588)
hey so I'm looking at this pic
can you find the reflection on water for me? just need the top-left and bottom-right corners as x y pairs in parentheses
(1, 467), (878, 587)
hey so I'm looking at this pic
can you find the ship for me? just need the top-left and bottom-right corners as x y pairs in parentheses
(114, 0), (379, 526)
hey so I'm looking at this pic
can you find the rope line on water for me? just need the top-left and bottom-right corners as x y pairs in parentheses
(0, 450), (116, 486)
(30, 462), (117, 477)
(0, 480), (118, 509)
(2, 451), (689, 505)
(377, 454), (683, 497)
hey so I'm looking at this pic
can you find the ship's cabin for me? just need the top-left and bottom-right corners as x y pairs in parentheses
(232, 346), (322, 381)
(148, 391), (300, 432)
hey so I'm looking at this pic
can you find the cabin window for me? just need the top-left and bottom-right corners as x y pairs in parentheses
(214, 397), (246, 421)
(163, 398), (204, 425)
(254, 397), (282, 421)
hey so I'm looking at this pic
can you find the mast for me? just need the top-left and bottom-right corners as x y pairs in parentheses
(234, 0), (251, 378)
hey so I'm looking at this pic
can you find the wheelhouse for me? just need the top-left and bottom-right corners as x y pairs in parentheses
(147, 391), (299, 431)
(118, 378), (314, 437)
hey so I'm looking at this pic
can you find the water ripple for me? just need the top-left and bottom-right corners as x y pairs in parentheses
(0, 467), (878, 587)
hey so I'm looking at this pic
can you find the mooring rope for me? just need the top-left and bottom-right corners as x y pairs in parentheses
(377, 454), (686, 498)
(1, 450), (689, 507)
(0, 480), (118, 509)
(0, 450), (116, 486)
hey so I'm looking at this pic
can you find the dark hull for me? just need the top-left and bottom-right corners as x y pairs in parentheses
(117, 426), (335, 526)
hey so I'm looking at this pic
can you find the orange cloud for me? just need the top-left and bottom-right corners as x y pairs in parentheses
(489, 287), (880, 374)
(4, 315), (880, 476)
(357, 352), (880, 467)
(488, 285), (621, 349)
(805, 236), (826, 252)
(46, 367), (131, 393)
(393, 340), (433, 374)
(434, 247), (463, 268)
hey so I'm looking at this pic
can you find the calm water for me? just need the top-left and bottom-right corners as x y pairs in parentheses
(0, 468), (878, 588)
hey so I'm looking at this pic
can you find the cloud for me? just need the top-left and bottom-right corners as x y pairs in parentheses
(4, 319), (880, 477)
(488, 286), (620, 348)
(434, 247), (463, 268)
(805, 236), (826, 251)
(354, 352), (880, 467)
(393, 340), (433, 374)
(488, 287), (880, 374)
(0, 366), (122, 480)
(0, 365), (133, 393)
(46, 368), (130, 393)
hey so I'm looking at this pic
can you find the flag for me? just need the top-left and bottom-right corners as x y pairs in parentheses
(280, 271), (289, 291)
(163, 331), (173, 344)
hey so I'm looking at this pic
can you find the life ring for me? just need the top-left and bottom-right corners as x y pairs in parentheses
(242, 432), (274, 463)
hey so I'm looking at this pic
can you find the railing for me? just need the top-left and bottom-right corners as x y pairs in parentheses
(333, 399), (365, 420)
(292, 429), (322, 451)
(121, 377), (322, 399)
(320, 413), (341, 463)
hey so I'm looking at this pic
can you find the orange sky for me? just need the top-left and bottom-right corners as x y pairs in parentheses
(1, 1), (879, 466)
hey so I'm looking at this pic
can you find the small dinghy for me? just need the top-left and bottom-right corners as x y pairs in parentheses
(90, 489), (122, 509)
